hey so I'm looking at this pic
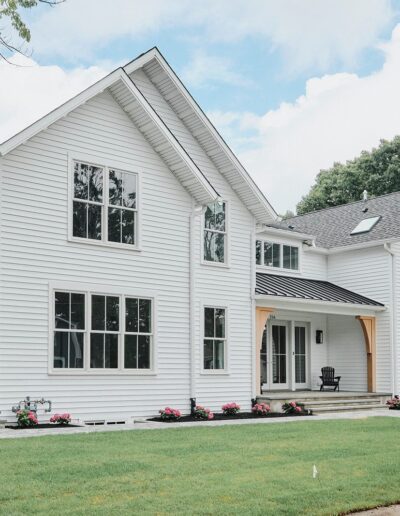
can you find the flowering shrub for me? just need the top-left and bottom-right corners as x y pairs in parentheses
(386, 396), (400, 410)
(194, 405), (214, 420)
(16, 409), (38, 428)
(282, 401), (303, 414)
(222, 402), (240, 416)
(159, 407), (181, 421)
(252, 402), (271, 416)
(50, 413), (71, 425)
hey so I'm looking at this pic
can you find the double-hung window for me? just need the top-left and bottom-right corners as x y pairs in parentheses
(72, 160), (138, 247)
(203, 307), (226, 370)
(204, 201), (226, 264)
(52, 289), (153, 372)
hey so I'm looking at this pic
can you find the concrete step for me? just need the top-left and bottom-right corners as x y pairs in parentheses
(309, 403), (387, 414)
(301, 398), (384, 407)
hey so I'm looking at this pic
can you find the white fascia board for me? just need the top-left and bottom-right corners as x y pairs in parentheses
(124, 49), (278, 223)
(256, 225), (316, 242)
(254, 294), (386, 316)
(328, 237), (400, 255)
(119, 71), (219, 203)
(0, 68), (123, 156)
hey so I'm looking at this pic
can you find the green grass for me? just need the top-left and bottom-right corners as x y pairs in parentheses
(1, 417), (400, 515)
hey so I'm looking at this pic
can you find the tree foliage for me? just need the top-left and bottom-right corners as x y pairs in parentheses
(296, 136), (400, 215)
(0, 0), (63, 61)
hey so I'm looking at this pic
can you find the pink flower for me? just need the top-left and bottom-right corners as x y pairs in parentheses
(208, 412), (214, 420)
(289, 401), (296, 407)
(295, 406), (302, 413)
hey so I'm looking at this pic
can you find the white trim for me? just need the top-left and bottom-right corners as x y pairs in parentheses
(255, 238), (301, 274)
(200, 302), (229, 375)
(67, 152), (141, 251)
(48, 281), (157, 375)
(257, 225), (315, 242)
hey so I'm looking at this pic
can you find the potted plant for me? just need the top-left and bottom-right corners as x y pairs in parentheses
(193, 405), (214, 420)
(222, 402), (240, 416)
(159, 407), (181, 421)
(252, 402), (271, 416)
(50, 413), (72, 425)
(16, 409), (38, 428)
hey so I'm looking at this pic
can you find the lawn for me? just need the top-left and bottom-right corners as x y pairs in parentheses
(1, 418), (400, 515)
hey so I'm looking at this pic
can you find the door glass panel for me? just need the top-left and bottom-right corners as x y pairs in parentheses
(272, 325), (286, 384)
(260, 327), (267, 384)
(295, 326), (306, 384)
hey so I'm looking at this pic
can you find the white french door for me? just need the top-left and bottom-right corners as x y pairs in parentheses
(261, 321), (309, 391)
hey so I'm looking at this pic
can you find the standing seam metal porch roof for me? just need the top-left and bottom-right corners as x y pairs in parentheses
(256, 273), (384, 307)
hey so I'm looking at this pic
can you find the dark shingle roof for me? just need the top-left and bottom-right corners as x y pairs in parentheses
(256, 273), (384, 307)
(272, 191), (400, 248)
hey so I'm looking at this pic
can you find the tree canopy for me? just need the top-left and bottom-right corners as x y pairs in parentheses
(296, 136), (400, 215)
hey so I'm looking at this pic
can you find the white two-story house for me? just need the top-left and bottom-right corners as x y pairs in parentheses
(0, 48), (398, 422)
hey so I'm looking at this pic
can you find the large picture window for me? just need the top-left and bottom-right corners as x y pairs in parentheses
(72, 160), (138, 247)
(255, 239), (299, 271)
(204, 201), (226, 264)
(52, 289), (153, 372)
(203, 307), (226, 370)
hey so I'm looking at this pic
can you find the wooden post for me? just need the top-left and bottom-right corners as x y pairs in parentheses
(256, 307), (274, 395)
(356, 316), (376, 393)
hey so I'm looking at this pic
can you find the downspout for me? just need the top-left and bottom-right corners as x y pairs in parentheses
(189, 203), (202, 409)
(250, 223), (256, 400)
(384, 242), (397, 395)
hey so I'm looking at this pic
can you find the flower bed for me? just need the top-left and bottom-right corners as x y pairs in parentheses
(386, 396), (400, 410)
(5, 423), (82, 430)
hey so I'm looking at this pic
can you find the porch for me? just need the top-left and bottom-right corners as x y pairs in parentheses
(255, 273), (387, 399)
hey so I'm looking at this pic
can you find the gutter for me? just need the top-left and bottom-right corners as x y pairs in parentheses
(384, 242), (397, 395)
(250, 224), (256, 398)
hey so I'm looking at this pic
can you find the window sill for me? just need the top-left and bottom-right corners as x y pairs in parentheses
(68, 237), (142, 252)
(200, 260), (230, 269)
(48, 370), (157, 376)
(200, 371), (230, 376)
(256, 266), (301, 275)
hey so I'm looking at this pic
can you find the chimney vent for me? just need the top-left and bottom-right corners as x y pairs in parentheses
(363, 190), (368, 201)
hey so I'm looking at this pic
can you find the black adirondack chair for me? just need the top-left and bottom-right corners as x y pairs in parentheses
(319, 367), (341, 391)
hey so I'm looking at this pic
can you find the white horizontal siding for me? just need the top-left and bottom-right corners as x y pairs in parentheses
(302, 250), (327, 280)
(328, 246), (392, 392)
(391, 242), (400, 394)
(0, 90), (196, 421)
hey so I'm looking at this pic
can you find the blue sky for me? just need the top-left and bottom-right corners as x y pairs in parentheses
(2, 0), (400, 212)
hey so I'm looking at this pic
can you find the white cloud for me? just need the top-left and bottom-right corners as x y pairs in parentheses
(211, 24), (400, 213)
(181, 52), (252, 88)
(27, 0), (395, 73)
(0, 55), (111, 143)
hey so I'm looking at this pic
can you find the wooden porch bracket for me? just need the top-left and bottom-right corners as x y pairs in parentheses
(356, 316), (376, 393)
(256, 307), (274, 395)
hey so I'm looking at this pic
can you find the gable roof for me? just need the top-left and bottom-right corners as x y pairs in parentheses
(0, 47), (277, 224)
(272, 191), (400, 248)
(256, 272), (384, 307)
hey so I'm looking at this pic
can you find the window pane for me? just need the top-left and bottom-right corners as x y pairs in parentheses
(138, 335), (150, 368)
(88, 166), (103, 203)
(215, 308), (225, 338)
(204, 204), (215, 229)
(109, 169), (123, 206)
(54, 332), (69, 368)
(106, 296), (119, 331)
(122, 172), (137, 209)
(125, 298), (138, 332)
(105, 334), (118, 368)
(291, 247), (299, 270)
(256, 240), (262, 265)
(73, 201), (87, 238)
(139, 299), (151, 333)
(204, 340), (213, 369)
(55, 291), (70, 329)
(204, 308), (214, 338)
(204, 230), (213, 261)
(74, 162), (88, 200)
(92, 295), (105, 331)
(108, 207), (121, 243)
(214, 202), (225, 231)
(124, 335), (137, 368)
(121, 209), (135, 245)
(90, 333), (104, 368)
(214, 340), (225, 369)
(264, 242), (273, 266)
(283, 245), (291, 269)
(88, 204), (102, 240)
(215, 233), (225, 263)
(272, 243), (281, 267)
(69, 332), (84, 368)
(71, 293), (85, 330)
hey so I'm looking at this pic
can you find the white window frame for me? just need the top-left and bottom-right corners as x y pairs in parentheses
(201, 303), (229, 375)
(68, 153), (142, 251)
(256, 238), (301, 273)
(201, 200), (230, 268)
(48, 281), (156, 375)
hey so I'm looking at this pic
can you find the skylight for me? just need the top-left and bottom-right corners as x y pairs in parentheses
(350, 216), (381, 235)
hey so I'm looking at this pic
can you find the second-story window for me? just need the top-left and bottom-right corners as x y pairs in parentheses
(204, 201), (226, 264)
(72, 160), (138, 247)
(255, 240), (299, 271)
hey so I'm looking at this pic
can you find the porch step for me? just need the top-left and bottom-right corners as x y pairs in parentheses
(306, 403), (386, 414)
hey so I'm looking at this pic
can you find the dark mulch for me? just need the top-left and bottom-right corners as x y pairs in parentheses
(5, 424), (82, 430)
(148, 411), (312, 423)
